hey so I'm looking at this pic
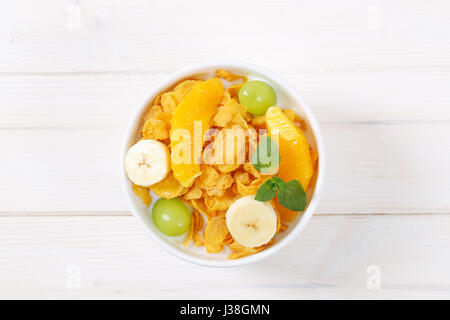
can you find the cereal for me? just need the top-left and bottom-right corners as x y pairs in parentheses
(197, 166), (219, 188)
(150, 172), (188, 199)
(226, 83), (244, 101)
(205, 188), (226, 197)
(279, 223), (288, 233)
(223, 232), (233, 245)
(142, 118), (169, 140)
(172, 80), (203, 102)
(236, 179), (258, 197)
(208, 126), (253, 166)
(282, 108), (296, 122)
(161, 92), (179, 115)
(183, 210), (205, 247)
(243, 162), (261, 180)
(183, 183), (203, 200)
(144, 104), (171, 128)
(132, 183), (152, 206)
(217, 163), (241, 173)
(220, 81), (246, 105)
(213, 99), (247, 128)
(227, 241), (270, 260)
(130, 69), (317, 259)
(281, 108), (307, 132)
(182, 216), (194, 246)
(192, 211), (205, 246)
(236, 171), (272, 197)
(204, 190), (236, 212)
(204, 216), (229, 253)
(216, 69), (245, 82)
(251, 115), (266, 127)
(234, 169), (251, 185)
(216, 173), (234, 190)
(197, 167), (234, 191)
(311, 148), (318, 169)
(142, 110), (171, 149)
(299, 119), (307, 132)
(153, 93), (162, 106)
(191, 198), (215, 220)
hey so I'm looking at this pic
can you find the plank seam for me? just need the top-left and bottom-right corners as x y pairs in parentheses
(0, 212), (449, 217)
(1, 65), (450, 77)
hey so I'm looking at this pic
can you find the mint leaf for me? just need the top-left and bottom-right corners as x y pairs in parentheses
(255, 177), (307, 211)
(251, 136), (281, 174)
(255, 179), (278, 202)
(276, 180), (307, 211)
(271, 176), (286, 192)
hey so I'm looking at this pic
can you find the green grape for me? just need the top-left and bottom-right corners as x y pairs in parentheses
(152, 198), (191, 236)
(238, 80), (277, 116)
(251, 135), (281, 174)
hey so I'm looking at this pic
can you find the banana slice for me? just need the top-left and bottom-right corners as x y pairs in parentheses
(226, 196), (277, 248)
(125, 139), (170, 187)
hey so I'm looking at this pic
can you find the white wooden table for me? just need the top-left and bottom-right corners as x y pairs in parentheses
(1, 0), (450, 299)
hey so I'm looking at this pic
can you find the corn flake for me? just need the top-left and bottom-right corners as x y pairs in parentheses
(197, 167), (234, 191)
(216, 69), (245, 82)
(227, 241), (270, 260)
(234, 170), (251, 185)
(183, 210), (205, 246)
(191, 198), (216, 220)
(132, 183), (152, 206)
(223, 232), (233, 245)
(206, 188), (225, 197)
(282, 108), (296, 122)
(172, 80), (203, 102)
(161, 92), (178, 115)
(251, 115), (266, 127)
(243, 163), (261, 180)
(204, 216), (229, 253)
(217, 163), (240, 173)
(204, 190), (236, 212)
(150, 172), (188, 199)
(197, 166), (220, 188)
(192, 211), (205, 246)
(183, 183), (203, 200)
(142, 118), (169, 140)
(311, 148), (318, 169)
(213, 99), (247, 127)
(182, 216), (194, 246)
(226, 83), (244, 101)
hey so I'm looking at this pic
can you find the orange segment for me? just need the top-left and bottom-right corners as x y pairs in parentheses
(274, 200), (298, 223)
(170, 78), (224, 187)
(265, 106), (315, 222)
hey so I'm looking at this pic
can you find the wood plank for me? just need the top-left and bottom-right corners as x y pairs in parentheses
(1, 73), (449, 213)
(1, 0), (450, 73)
(0, 215), (449, 299)
(2, 123), (449, 214)
(2, 0), (449, 301)
(2, 70), (450, 127)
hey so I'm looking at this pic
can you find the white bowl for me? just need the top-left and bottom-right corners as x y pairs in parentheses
(121, 61), (325, 267)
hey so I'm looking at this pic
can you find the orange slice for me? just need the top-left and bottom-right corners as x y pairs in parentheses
(265, 106), (314, 222)
(170, 78), (224, 187)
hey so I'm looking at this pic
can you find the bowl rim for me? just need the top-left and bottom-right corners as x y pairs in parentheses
(120, 60), (326, 267)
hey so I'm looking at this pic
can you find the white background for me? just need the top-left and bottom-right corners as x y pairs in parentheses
(1, 0), (450, 299)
